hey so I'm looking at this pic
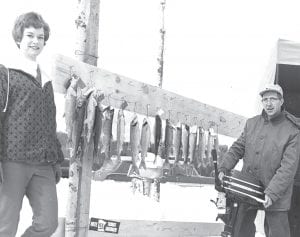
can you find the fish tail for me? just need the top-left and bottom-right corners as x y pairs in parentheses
(153, 155), (157, 164)
(139, 160), (146, 170)
(117, 152), (122, 162)
(132, 164), (140, 175)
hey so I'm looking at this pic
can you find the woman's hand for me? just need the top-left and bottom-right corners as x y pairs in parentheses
(53, 164), (62, 184)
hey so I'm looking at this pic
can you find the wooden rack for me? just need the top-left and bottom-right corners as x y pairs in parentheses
(50, 54), (246, 138)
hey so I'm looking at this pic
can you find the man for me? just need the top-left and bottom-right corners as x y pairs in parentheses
(218, 84), (300, 237)
(288, 161), (300, 237)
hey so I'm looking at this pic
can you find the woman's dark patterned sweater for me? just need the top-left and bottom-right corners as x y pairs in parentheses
(0, 65), (64, 164)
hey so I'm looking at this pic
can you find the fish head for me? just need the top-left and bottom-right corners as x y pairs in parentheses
(76, 92), (87, 107)
(94, 90), (105, 103)
(142, 117), (148, 125)
(131, 114), (138, 125)
(70, 74), (80, 87)
(120, 100), (128, 110)
(82, 87), (95, 98)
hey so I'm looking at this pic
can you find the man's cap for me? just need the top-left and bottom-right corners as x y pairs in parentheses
(259, 84), (283, 97)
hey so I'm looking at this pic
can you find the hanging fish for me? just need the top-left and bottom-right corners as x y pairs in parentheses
(211, 132), (220, 171)
(101, 106), (114, 163)
(93, 106), (127, 181)
(174, 122), (182, 164)
(164, 119), (175, 166)
(211, 132), (219, 177)
(64, 75), (80, 145)
(153, 114), (162, 164)
(182, 124), (190, 164)
(116, 108), (126, 162)
(92, 93), (105, 170)
(71, 89), (92, 157)
(84, 91), (98, 144)
(140, 118), (151, 169)
(197, 127), (206, 169)
(92, 104), (103, 170)
(207, 128), (213, 166)
(130, 114), (140, 174)
(188, 125), (198, 166)
(170, 125), (177, 159)
(213, 132), (219, 151)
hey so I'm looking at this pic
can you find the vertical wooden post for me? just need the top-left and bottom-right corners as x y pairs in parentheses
(74, 0), (100, 67)
(76, 1), (100, 236)
(157, 0), (166, 88)
(65, 1), (100, 237)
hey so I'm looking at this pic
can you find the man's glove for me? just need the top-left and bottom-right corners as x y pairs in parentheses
(218, 171), (225, 182)
(263, 194), (273, 208)
(53, 164), (62, 184)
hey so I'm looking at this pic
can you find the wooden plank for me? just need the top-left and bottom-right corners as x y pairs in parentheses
(61, 159), (216, 184)
(104, 161), (215, 185)
(51, 54), (246, 138)
(62, 159), (216, 185)
(105, 173), (215, 185)
(87, 220), (224, 237)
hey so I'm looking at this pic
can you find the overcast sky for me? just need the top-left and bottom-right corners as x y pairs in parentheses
(1, 0), (300, 127)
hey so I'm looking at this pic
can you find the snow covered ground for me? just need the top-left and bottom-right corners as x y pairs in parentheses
(16, 178), (265, 237)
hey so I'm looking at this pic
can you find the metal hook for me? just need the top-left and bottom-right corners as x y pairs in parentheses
(134, 102), (137, 113)
(177, 111), (181, 121)
(89, 70), (94, 78)
(185, 114), (188, 123)
(194, 116), (198, 125)
(69, 66), (74, 78)
(89, 70), (95, 87)
(146, 104), (150, 117)
(200, 119), (204, 127)
(106, 93), (113, 106)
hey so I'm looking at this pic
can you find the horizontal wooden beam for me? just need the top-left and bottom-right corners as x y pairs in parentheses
(50, 54), (246, 138)
(87, 219), (224, 237)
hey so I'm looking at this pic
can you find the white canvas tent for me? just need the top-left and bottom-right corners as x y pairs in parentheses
(256, 39), (300, 117)
(275, 39), (300, 117)
(277, 39), (300, 65)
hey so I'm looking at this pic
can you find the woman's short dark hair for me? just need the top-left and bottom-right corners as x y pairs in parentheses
(12, 12), (50, 47)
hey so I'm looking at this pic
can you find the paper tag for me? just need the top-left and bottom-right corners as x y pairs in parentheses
(89, 217), (120, 234)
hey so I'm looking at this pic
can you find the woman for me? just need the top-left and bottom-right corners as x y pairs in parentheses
(0, 12), (64, 237)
